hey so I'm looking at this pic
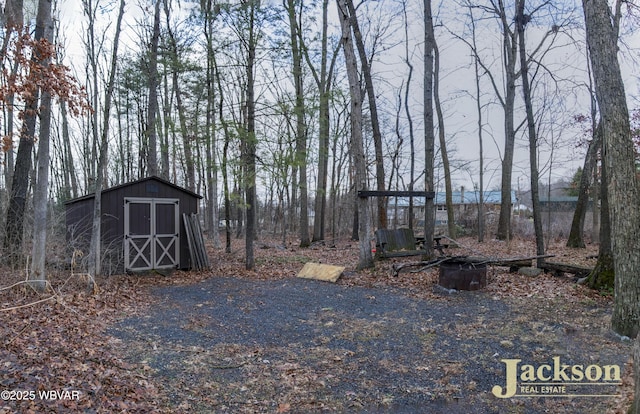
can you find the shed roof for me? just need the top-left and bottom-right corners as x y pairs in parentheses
(64, 176), (202, 205)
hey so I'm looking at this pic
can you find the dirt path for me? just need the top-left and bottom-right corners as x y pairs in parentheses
(111, 275), (630, 413)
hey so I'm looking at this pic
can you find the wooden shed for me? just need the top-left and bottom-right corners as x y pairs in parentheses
(65, 176), (202, 273)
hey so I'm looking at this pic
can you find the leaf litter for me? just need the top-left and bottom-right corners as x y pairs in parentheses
(0, 236), (634, 413)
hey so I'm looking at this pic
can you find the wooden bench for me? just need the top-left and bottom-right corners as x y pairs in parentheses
(375, 228), (425, 259)
(375, 228), (448, 259)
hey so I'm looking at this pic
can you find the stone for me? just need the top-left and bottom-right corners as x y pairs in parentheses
(518, 267), (543, 277)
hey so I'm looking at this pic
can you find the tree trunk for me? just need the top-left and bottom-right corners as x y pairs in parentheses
(433, 42), (455, 239)
(86, 0), (99, 185)
(517, 0), (544, 264)
(160, 64), (171, 180)
(2, 2), (22, 195)
(285, 0), (310, 247)
(244, 1), (258, 270)
(583, 0), (640, 338)
(401, 0), (416, 230)
(146, 0), (161, 177)
(634, 334), (640, 414)
(311, 0), (334, 243)
(345, 0), (386, 230)
(29, 0), (54, 292)
(567, 122), (601, 248)
(165, 2), (195, 192)
(587, 138), (613, 290)
(4, 0), (49, 266)
(60, 102), (79, 199)
(423, 0), (435, 258)
(217, 64), (232, 253)
(496, 4), (519, 241)
(591, 161), (600, 241)
(87, 0), (125, 283)
(203, 0), (220, 248)
(470, 7), (485, 242)
(338, 0), (372, 269)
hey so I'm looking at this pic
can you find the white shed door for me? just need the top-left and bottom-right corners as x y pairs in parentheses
(124, 198), (179, 271)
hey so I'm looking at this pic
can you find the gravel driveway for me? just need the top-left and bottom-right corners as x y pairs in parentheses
(111, 276), (630, 413)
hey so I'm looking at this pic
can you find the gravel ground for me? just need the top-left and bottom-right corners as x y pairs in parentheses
(111, 276), (630, 413)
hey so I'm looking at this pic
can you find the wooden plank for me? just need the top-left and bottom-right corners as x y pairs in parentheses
(182, 214), (196, 269)
(297, 262), (345, 283)
(190, 213), (210, 270)
(190, 215), (204, 270)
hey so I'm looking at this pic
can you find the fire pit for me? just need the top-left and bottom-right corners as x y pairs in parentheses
(438, 260), (487, 290)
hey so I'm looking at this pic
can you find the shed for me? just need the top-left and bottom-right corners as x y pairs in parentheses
(65, 176), (202, 273)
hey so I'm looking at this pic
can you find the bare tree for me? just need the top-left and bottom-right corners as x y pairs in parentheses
(582, 0), (640, 338)
(338, 0), (373, 269)
(433, 41), (455, 238)
(284, 0), (310, 247)
(423, 0), (435, 257)
(201, 0), (220, 247)
(4, 0), (52, 266)
(586, 138), (613, 291)
(214, 55), (233, 253)
(242, 0), (259, 270)
(1, 0), (24, 194)
(345, 0), (386, 230)
(87, 0), (126, 282)
(308, 0), (338, 243)
(29, 0), (54, 291)
(146, 0), (161, 177)
(516, 0), (544, 264)
(164, 0), (195, 192)
(401, 0), (417, 229)
(469, 4), (485, 242)
(456, 0), (519, 241)
(567, 119), (600, 248)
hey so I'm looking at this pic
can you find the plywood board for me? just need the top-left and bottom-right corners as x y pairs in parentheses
(297, 262), (345, 283)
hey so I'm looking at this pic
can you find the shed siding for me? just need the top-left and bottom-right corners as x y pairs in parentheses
(65, 177), (201, 274)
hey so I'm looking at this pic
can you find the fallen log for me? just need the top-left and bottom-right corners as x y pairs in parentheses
(391, 254), (555, 277)
(486, 255), (555, 272)
(392, 257), (452, 277)
(539, 261), (593, 277)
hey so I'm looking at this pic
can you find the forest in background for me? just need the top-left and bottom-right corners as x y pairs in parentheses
(0, 0), (637, 258)
(0, 0), (639, 323)
(3, 0), (640, 411)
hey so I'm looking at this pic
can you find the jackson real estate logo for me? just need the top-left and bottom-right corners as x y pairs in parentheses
(492, 357), (622, 398)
